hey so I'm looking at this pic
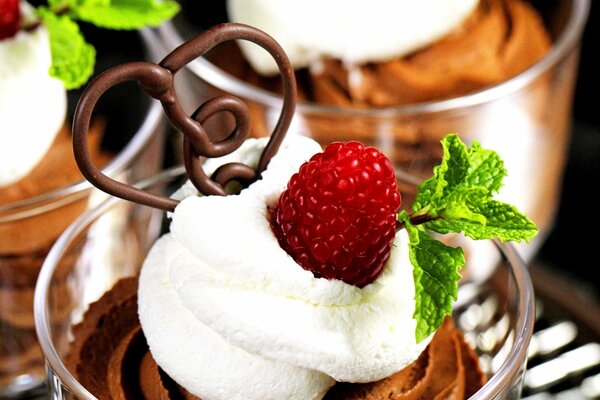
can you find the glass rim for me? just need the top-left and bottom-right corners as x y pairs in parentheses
(470, 240), (535, 400)
(0, 29), (164, 220)
(34, 165), (534, 400)
(155, 0), (589, 117)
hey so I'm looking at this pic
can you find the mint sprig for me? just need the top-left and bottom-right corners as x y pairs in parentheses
(399, 134), (538, 342)
(30, 0), (180, 89)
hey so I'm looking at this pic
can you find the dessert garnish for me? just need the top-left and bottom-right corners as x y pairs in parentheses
(225, 0), (551, 107)
(0, 0), (180, 89)
(270, 133), (538, 342)
(271, 141), (401, 288)
(397, 135), (539, 340)
(71, 22), (539, 398)
(73, 23), (296, 212)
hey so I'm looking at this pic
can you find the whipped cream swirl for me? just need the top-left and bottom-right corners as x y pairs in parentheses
(0, 2), (67, 187)
(138, 137), (430, 400)
(227, 0), (480, 76)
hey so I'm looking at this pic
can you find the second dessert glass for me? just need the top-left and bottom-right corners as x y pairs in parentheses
(0, 29), (167, 397)
(153, 0), (590, 261)
(33, 166), (535, 400)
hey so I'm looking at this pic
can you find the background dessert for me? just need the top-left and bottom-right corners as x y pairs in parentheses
(0, 0), (177, 395)
(224, 0), (549, 106)
(154, 0), (588, 262)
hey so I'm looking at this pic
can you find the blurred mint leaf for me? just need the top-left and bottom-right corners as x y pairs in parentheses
(37, 0), (179, 89)
(401, 218), (464, 343)
(73, 0), (180, 30)
(38, 9), (95, 89)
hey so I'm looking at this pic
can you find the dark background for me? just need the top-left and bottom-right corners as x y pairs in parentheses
(534, 0), (599, 300)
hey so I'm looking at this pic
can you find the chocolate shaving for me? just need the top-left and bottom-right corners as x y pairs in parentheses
(72, 23), (296, 212)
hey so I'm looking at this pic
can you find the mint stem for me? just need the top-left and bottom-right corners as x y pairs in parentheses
(396, 213), (441, 232)
(51, 5), (71, 15)
(23, 5), (70, 32)
(23, 21), (41, 32)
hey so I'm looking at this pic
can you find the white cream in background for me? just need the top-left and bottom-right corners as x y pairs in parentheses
(138, 137), (431, 400)
(0, 2), (67, 187)
(227, 0), (480, 76)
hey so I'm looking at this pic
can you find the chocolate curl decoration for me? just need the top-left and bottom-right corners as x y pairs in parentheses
(73, 23), (296, 212)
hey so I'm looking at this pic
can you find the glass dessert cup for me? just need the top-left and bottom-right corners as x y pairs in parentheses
(152, 0), (590, 262)
(0, 30), (167, 398)
(34, 167), (535, 400)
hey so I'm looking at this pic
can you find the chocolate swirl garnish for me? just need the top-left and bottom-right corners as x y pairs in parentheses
(73, 23), (296, 212)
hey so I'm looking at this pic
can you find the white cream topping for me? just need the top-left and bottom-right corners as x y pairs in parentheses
(138, 137), (430, 399)
(227, 0), (480, 76)
(0, 2), (67, 187)
(139, 236), (335, 400)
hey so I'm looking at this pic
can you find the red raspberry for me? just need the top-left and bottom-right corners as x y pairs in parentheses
(271, 141), (401, 287)
(0, 0), (20, 41)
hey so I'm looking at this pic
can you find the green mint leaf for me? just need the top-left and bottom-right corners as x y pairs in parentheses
(38, 9), (95, 90)
(401, 218), (464, 343)
(410, 134), (536, 242)
(78, 0), (111, 6)
(48, 0), (78, 10)
(441, 185), (489, 224)
(413, 134), (470, 212)
(426, 200), (539, 242)
(413, 135), (507, 213)
(397, 210), (410, 225)
(73, 0), (180, 30)
(465, 141), (506, 194)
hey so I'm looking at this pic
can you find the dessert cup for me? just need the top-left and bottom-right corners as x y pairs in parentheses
(152, 0), (590, 261)
(34, 166), (535, 400)
(0, 29), (167, 398)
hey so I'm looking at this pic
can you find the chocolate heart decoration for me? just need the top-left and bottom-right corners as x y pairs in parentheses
(73, 23), (296, 212)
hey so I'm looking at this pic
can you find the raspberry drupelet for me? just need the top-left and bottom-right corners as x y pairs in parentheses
(0, 0), (20, 40)
(271, 141), (401, 287)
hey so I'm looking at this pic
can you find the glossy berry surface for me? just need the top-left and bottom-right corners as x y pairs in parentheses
(272, 141), (401, 287)
(0, 0), (20, 41)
